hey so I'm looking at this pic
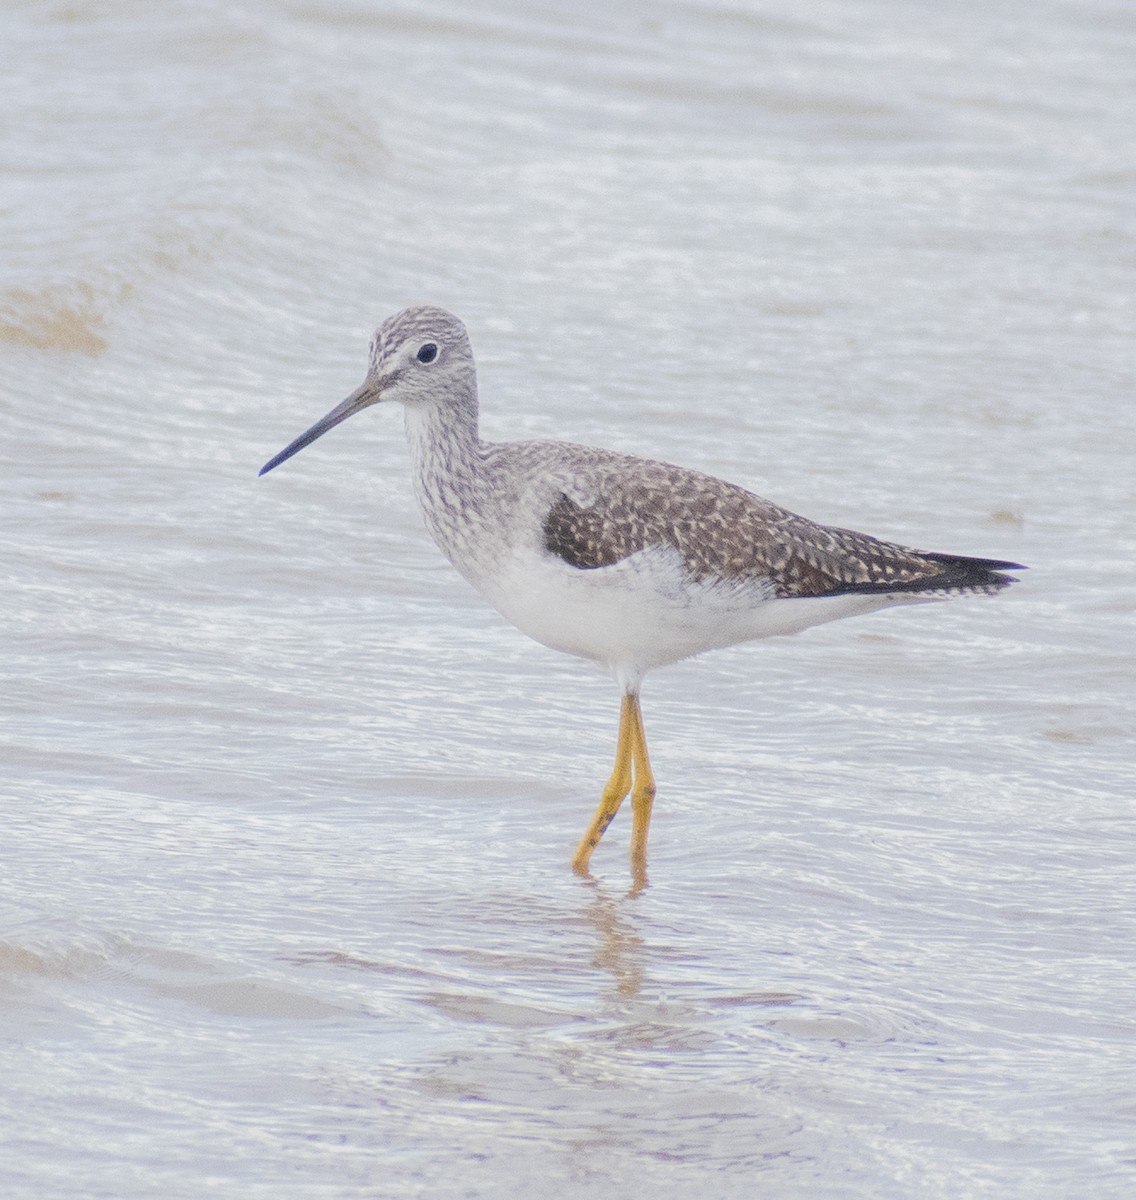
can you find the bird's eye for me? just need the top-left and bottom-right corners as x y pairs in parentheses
(416, 343), (438, 364)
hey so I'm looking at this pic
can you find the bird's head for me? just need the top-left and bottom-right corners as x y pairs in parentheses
(259, 305), (474, 477)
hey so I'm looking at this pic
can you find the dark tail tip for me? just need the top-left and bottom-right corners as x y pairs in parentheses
(920, 552), (1027, 592)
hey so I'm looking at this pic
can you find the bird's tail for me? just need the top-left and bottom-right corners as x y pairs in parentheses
(881, 552), (1026, 597)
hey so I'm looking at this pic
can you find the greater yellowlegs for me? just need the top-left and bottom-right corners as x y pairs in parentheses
(260, 305), (1024, 882)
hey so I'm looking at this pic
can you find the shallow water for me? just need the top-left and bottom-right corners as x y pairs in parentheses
(3, 1), (1135, 1197)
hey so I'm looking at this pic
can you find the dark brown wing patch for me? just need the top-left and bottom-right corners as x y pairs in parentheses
(542, 492), (643, 569)
(540, 463), (1024, 599)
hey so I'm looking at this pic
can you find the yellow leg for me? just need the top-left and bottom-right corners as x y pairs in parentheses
(572, 693), (636, 874)
(627, 696), (656, 884)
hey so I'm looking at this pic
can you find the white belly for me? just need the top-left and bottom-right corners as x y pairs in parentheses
(467, 543), (928, 688)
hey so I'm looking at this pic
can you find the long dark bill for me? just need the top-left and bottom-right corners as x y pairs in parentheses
(259, 379), (382, 476)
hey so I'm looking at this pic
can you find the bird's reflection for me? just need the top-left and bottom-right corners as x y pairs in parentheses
(578, 874), (647, 999)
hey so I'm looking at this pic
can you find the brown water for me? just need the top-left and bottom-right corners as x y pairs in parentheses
(3, 1), (1135, 1197)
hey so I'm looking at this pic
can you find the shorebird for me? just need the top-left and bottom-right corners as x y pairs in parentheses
(260, 305), (1024, 882)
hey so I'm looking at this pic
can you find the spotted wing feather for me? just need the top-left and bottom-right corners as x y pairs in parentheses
(541, 458), (1023, 599)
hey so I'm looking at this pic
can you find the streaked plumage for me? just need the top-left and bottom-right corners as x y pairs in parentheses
(260, 305), (1024, 883)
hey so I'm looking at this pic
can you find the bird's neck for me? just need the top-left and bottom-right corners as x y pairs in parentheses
(403, 389), (483, 481)
(402, 390), (492, 564)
